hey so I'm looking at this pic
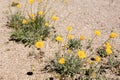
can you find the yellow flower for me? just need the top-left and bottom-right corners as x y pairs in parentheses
(22, 19), (27, 24)
(66, 26), (73, 31)
(29, 13), (35, 19)
(109, 32), (118, 38)
(28, 0), (34, 4)
(105, 42), (111, 49)
(52, 15), (59, 21)
(55, 36), (63, 42)
(38, 11), (43, 16)
(45, 22), (49, 27)
(94, 30), (101, 36)
(77, 50), (86, 59)
(95, 55), (101, 62)
(59, 58), (65, 64)
(38, 0), (42, 3)
(106, 48), (112, 55)
(16, 4), (21, 8)
(67, 34), (74, 39)
(80, 36), (85, 40)
(35, 41), (44, 48)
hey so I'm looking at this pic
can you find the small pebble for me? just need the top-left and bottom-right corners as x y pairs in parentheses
(27, 72), (33, 76)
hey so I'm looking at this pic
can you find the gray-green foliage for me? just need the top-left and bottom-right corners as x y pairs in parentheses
(8, 13), (51, 46)
(49, 53), (82, 77)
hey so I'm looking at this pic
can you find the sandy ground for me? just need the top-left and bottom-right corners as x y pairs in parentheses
(0, 0), (120, 80)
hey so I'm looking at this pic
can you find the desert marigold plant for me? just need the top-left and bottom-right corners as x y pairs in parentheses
(7, 0), (58, 46)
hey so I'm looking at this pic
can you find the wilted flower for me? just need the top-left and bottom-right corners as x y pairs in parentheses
(59, 58), (65, 64)
(94, 30), (101, 36)
(80, 36), (85, 40)
(109, 32), (118, 38)
(67, 34), (74, 39)
(55, 36), (63, 42)
(52, 15), (59, 21)
(77, 50), (86, 59)
(35, 41), (44, 48)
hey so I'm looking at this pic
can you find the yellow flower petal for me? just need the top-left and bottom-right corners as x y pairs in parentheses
(94, 30), (101, 36)
(59, 58), (65, 64)
(29, 13), (35, 19)
(38, 11), (43, 16)
(16, 4), (21, 8)
(105, 42), (111, 49)
(67, 34), (74, 39)
(55, 36), (63, 42)
(77, 50), (86, 59)
(45, 22), (49, 27)
(109, 32), (118, 38)
(22, 19), (27, 24)
(106, 48), (112, 55)
(66, 26), (73, 31)
(52, 15), (59, 21)
(95, 55), (101, 62)
(80, 36), (85, 40)
(35, 41), (44, 48)
(28, 0), (34, 4)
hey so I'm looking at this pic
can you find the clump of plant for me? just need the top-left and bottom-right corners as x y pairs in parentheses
(96, 31), (118, 57)
(7, 0), (59, 46)
(67, 38), (82, 50)
(43, 28), (118, 79)
(50, 52), (82, 77)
